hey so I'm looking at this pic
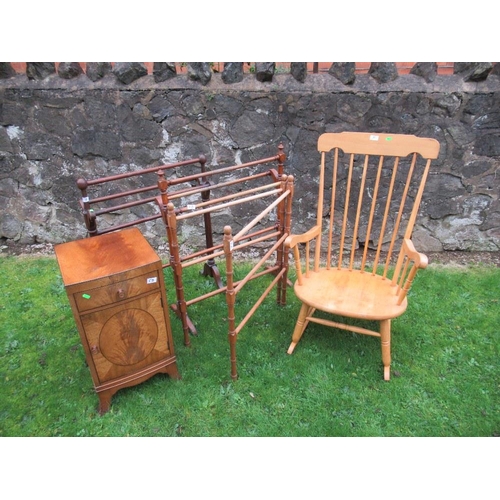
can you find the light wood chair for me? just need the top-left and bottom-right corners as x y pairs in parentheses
(285, 132), (440, 380)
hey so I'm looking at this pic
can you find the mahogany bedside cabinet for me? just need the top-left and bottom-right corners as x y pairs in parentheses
(54, 227), (180, 414)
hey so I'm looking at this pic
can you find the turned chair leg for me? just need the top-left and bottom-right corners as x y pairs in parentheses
(380, 319), (391, 381)
(287, 303), (312, 354)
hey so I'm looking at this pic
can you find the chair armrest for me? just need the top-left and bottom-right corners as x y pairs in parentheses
(403, 238), (428, 270)
(285, 225), (322, 285)
(394, 238), (429, 305)
(285, 225), (321, 249)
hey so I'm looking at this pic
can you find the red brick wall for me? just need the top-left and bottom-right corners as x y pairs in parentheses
(7, 62), (456, 75)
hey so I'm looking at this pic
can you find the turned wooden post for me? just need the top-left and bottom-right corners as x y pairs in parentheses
(166, 202), (191, 347)
(280, 174), (294, 305)
(223, 225), (238, 380)
(275, 174), (288, 304)
(156, 169), (170, 206)
(77, 178), (98, 236)
(199, 154), (223, 288)
(380, 319), (391, 381)
(277, 143), (285, 177)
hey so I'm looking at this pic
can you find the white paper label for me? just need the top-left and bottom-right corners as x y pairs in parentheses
(82, 196), (89, 203)
(187, 204), (196, 210)
(147, 277), (158, 284)
(369, 135), (379, 141)
(230, 240), (234, 251)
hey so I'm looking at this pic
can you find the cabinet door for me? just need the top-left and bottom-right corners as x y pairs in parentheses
(80, 291), (171, 384)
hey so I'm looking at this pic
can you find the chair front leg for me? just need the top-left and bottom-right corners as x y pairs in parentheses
(380, 319), (391, 381)
(287, 303), (313, 354)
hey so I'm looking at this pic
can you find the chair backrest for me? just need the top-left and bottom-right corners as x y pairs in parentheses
(313, 132), (440, 277)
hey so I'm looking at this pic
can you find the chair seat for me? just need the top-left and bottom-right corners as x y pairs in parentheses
(294, 268), (407, 321)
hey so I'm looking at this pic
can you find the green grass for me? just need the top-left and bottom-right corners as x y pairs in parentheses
(0, 255), (499, 437)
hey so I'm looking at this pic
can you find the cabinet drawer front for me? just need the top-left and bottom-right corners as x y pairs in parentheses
(74, 272), (161, 312)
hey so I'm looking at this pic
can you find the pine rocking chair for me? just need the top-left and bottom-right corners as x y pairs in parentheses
(286, 132), (440, 380)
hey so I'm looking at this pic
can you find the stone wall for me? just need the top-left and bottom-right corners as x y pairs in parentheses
(1, 62), (500, 252)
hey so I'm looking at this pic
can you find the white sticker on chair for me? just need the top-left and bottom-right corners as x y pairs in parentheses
(370, 135), (379, 141)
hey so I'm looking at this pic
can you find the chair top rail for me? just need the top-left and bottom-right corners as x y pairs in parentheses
(318, 132), (440, 159)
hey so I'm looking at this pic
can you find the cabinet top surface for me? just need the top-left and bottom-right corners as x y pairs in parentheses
(54, 228), (160, 285)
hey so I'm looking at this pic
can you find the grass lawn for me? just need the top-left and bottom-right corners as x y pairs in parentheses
(1, 253), (498, 438)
